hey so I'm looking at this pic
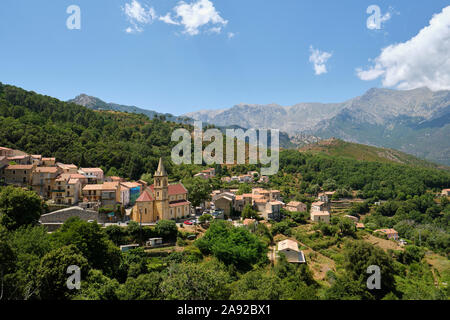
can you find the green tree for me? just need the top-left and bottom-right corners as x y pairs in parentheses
(37, 245), (90, 300)
(182, 177), (212, 207)
(195, 220), (267, 271)
(50, 217), (121, 277)
(74, 269), (119, 300)
(160, 260), (231, 300)
(0, 186), (42, 230)
(241, 204), (259, 219)
(155, 220), (178, 241)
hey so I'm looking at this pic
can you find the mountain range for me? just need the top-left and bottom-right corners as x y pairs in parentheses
(184, 87), (450, 166)
(68, 94), (185, 123)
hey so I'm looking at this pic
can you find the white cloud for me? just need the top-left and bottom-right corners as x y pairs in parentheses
(160, 0), (228, 36)
(309, 46), (332, 75)
(357, 6), (450, 91)
(123, 0), (156, 33)
(159, 13), (180, 25)
(227, 32), (235, 39)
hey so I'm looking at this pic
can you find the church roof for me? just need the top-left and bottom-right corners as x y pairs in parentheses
(136, 190), (154, 202)
(154, 157), (167, 176)
(149, 183), (188, 196)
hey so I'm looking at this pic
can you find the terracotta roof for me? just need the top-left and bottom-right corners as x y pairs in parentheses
(287, 201), (305, 207)
(0, 147), (12, 151)
(82, 184), (104, 191)
(374, 229), (398, 235)
(252, 194), (265, 200)
(58, 163), (78, 169)
(136, 190), (154, 202)
(5, 164), (33, 170)
(121, 182), (141, 189)
(356, 223), (365, 229)
(149, 183), (187, 196)
(235, 195), (244, 201)
(254, 199), (269, 204)
(312, 201), (325, 206)
(31, 155), (42, 159)
(169, 200), (190, 207)
(34, 167), (59, 173)
(42, 157), (56, 161)
(80, 168), (103, 173)
(102, 182), (119, 190)
(7, 155), (29, 160)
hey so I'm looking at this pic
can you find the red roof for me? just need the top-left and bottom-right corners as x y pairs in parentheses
(169, 200), (190, 208)
(149, 183), (187, 196)
(136, 190), (154, 202)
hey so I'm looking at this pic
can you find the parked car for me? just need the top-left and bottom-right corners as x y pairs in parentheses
(184, 220), (193, 225)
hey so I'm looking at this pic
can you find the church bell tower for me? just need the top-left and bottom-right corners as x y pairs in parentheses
(154, 157), (169, 220)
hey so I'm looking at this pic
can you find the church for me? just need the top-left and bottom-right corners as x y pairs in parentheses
(131, 158), (191, 223)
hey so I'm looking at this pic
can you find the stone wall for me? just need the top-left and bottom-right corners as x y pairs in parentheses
(40, 206), (109, 225)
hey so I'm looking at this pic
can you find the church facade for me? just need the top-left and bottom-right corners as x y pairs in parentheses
(131, 158), (191, 223)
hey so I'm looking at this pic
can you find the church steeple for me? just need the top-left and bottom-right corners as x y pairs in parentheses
(154, 157), (167, 177)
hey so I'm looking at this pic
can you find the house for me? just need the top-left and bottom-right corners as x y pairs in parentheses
(119, 184), (130, 208)
(259, 176), (269, 183)
(213, 193), (236, 216)
(286, 201), (307, 213)
(0, 147), (14, 157)
(82, 184), (103, 202)
(356, 223), (365, 229)
(254, 199), (269, 213)
(131, 158), (190, 223)
(202, 168), (216, 177)
(42, 157), (56, 167)
(53, 174), (82, 205)
(194, 172), (210, 180)
(310, 210), (331, 224)
(270, 190), (281, 201)
(7, 155), (32, 165)
(0, 164), (34, 186)
(263, 201), (283, 221)
(57, 163), (78, 174)
(238, 174), (252, 183)
(121, 182), (142, 206)
(374, 229), (399, 241)
(442, 189), (450, 197)
(318, 191), (335, 203)
(79, 168), (104, 184)
(311, 201), (328, 212)
(31, 155), (42, 166)
(221, 177), (231, 183)
(32, 166), (62, 198)
(277, 239), (306, 264)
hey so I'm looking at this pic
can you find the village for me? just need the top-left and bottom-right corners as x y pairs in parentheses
(2, 144), (442, 268)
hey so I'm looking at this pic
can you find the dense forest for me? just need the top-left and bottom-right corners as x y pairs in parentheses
(0, 83), (449, 300)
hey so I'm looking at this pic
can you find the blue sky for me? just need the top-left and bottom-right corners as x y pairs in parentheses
(0, 0), (449, 115)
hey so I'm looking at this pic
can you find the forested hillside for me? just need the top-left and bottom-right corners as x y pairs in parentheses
(0, 83), (189, 180)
